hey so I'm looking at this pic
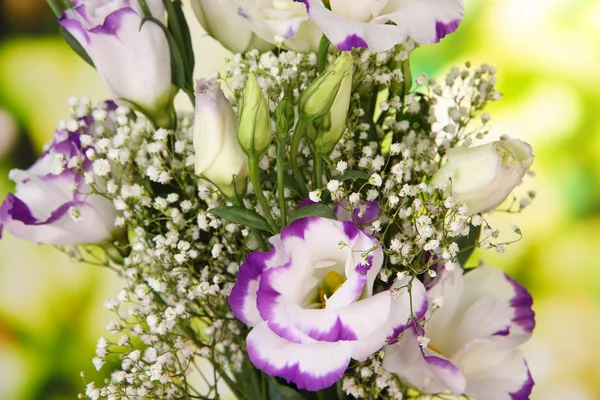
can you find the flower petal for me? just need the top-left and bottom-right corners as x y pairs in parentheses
(351, 276), (428, 361)
(85, 8), (172, 109)
(461, 266), (535, 340)
(247, 322), (352, 391)
(294, 0), (406, 52)
(378, 0), (463, 44)
(0, 194), (113, 245)
(464, 349), (534, 400)
(383, 325), (466, 395)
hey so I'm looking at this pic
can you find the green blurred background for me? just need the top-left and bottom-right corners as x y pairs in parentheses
(0, 0), (598, 399)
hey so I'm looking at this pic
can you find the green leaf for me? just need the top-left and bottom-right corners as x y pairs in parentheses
(456, 225), (481, 267)
(60, 27), (95, 68)
(232, 359), (264, 400)
(332, 170), (370, 182)
(268, 379), (307, 400)
(208, 206), (273, 233)
(165, 0), (195, 76)
(289, 204), (336, 222)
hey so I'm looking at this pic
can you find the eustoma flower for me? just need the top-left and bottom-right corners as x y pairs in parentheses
(432, 139), (534, 214)
(0, 108), (118, 245)
(193, 79), (248, 197)
(190, 0), (275, 53)
(294, 0), (464, 52)
(59, 0), (174, 126)
(229, 217), (427, 390)
(237, 0), (322, 52)
(383, 266), (535, 399)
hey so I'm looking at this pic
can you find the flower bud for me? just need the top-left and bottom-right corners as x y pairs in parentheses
(275, 98), (295, 137)
(193, 79), (248, 197)
(237, 74), (271, 156)
(432, 139), (534, 214)
(298, 52), (353, 123)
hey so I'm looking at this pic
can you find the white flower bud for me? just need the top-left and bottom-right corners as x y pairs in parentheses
(432, 140), (534, 215)
(193, 79), (248, 197)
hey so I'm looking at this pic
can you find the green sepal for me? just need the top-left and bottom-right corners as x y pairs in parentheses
(208, 206), (274, 234)
(456, 225), (482, 267)
(60, 27), (95, 68)
(46, 0), (72, 18)
(289, 204), (337, 222)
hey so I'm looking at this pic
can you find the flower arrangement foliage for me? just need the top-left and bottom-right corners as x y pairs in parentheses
(1, 0), (537, 399)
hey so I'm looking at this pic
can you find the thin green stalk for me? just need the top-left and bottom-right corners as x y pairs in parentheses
(289, 121), (309, 195)
(249, 155), (279, 233)
(276, 138), (287, 227)
(313, 153), (323, 190)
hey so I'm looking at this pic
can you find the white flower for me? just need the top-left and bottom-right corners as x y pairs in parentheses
(296, 0), (463, 52)
(193, 79), (248, 197)
(432, 140), (534, 214)
(59, 0), (174, 124)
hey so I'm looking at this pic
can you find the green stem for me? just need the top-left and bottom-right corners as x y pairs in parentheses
(317, 35), (331, 74)
(249, 154), (279, 233)
(313, 153), (323, 190)
(276, 138), (287, 227)
(290, 121), (309, 195)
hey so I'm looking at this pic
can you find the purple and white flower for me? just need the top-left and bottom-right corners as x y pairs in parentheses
(59, 1), (173, 123)
(383, 266), (535, 399)
(229, 216), (427, 391)
(294, 0), (464, 52)
(0, 106), (118, 245)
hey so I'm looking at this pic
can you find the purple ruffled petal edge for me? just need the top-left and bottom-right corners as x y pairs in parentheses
(435, 18), (462, 42)
(257, 263), (359, 343)
(89, 7), (138, 35)
(509, 362), (534, 400)
(228, 248), (276, 325)
(504, 273), (535, 334)
(247, 339), (348, 391)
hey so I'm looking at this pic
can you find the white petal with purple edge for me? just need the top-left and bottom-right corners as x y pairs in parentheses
(247, 322), (352, 391)
(294, 0), (406, 52)
(460, 266), (535, 341)
(378, 0), (463, 44)
(383, 326), (466, 395)
(86, 8), (171, 108)
(464, 349), (534, 400)
(352, 276), (428, 361)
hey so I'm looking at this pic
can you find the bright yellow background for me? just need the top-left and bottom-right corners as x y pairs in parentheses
(0, 0), (598, 399)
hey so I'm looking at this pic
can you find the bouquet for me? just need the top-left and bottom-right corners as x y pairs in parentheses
(0, 0), (536, 399)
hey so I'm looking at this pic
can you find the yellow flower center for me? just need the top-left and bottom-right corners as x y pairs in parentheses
(318, 271), (345, 308)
